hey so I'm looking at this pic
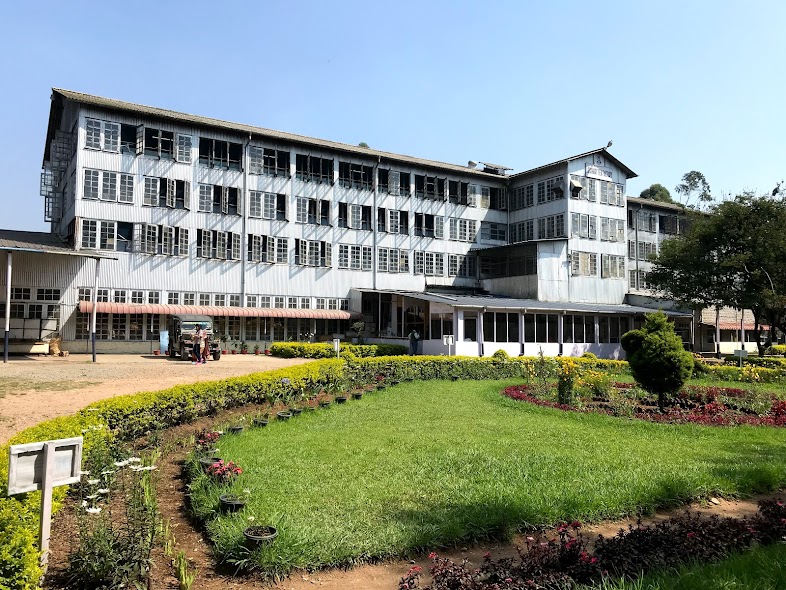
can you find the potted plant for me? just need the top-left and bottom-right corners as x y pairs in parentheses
(276, 409), (293, 421)
(199, 455), (221, 471)
(240, 341), (249, 354)
(231, 341), (238, 355)
(195, 429), (221, 453)
(219, 489), (249, 512)
(254, 344), (261, 355)
(220, 334), (228, 354)
(205, 459), (242, 483)
(252, 413), (269, 427)
(229, 424), (244, 434)
(243, 525), (278, 545)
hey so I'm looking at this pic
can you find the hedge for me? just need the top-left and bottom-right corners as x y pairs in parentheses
(723, 356), (786, 370)
(270, 342), (407, 358)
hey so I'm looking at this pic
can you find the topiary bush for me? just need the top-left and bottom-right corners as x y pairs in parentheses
(621, 311), (694, 411)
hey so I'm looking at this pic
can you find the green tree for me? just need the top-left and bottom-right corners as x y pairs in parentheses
(621, 312), (694, 411)
(639, 183), (674, 203)
(675, 171), (712, 209)
(648, 192), (786, 355)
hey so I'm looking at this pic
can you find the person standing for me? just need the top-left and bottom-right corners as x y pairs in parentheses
(192, 324), (204, 365)
(408, 328), (420, 355)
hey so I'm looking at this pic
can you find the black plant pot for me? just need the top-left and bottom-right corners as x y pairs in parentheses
(199, 456), (221, 471)
(277, 410), (292, 421)
(319, 400), (332, 408)
(252, 418), (269, 428)
(229, 426), (244, 434)
(352, 392), (363, 400)
(335, 396), (348, 404)
(377, 385), (387, 391)
(219, 494), (246, 512)
(291, 408), (303, 416)
(244, 525), (278, 545)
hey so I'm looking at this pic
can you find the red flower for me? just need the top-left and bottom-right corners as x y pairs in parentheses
(428, 552), (437, 559)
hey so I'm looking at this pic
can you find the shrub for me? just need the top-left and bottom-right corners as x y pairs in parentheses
(270, 342), (407, 358)
(771, 344), (786, 356)
(557, 359), (577, 405)
(580, 351), (597, 359)
(621, 311), (694, 411)
(491, 349), (510, 359)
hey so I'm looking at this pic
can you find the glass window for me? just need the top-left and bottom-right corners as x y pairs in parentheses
(483, 312), (495, 342)
(524, 314), (535, 343)
(464, 313), (477, 342)
(547, 314), (558, 343)
(585, 316), (596, 344)
(535, 314), (547, 342)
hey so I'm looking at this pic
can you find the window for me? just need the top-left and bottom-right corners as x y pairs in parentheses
(167, 292), (180, 305)
(131, 290), (144, 304)
(481, 222), (507, 241)
(601, 254), (626, 279)
(144, 127), (175, 159)
(198, 137), (243, 170)
(229, 294), (240, 307)
(148, 291), (160, 304)
(214, 294), (226, 306)
(248, 234), (271, 263)
(600, 218), (625, 242)
(199, 293), (210, 306)
(571, 213), (597, 239)
(414, 252), (445, 276)
(36, 289), (60, 301)
(249, 146), (290, 176)
(570, 251), (598, 277)
(275, 237), (288, 264)
(482, 312), (520, 342)
(338, 161), (374, 190)
(176, 134), (192, 163)
(113, 290), (126, 303)
(295, 154), (333, 184)
(295, 197), (330, 225)
(83, 169), (100, 200)
(85, 118), (123, 152)
(295, 239), (332, 267)
(183, 293), (196, 306)
(11, 287), (30, 300)
(81, 219), (117, 251)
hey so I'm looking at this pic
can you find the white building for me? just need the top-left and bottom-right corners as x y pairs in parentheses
(1, 89), (692, 359)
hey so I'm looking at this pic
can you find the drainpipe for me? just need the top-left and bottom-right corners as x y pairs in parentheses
(373, 156), (380, 291)
(240, 133), (250, 342)
(4, 252), (11, 363)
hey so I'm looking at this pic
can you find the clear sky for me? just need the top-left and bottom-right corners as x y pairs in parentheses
(2, 0), (784, 231)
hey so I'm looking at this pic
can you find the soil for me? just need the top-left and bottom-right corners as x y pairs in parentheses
(0, 353), (310, 444)
(8, 362), (780, 590)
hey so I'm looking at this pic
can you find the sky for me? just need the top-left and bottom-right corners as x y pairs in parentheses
(1, 0), (785, 231)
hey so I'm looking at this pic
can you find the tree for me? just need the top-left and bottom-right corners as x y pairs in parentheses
(621, 312), (694, 411)
(675, 171), (712, 209)
(648, 192), (786, 355)
(639, 183), (674, 203)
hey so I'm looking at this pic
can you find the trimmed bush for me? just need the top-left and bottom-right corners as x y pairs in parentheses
(771, 344), (786, 356)
(622, 312), (694, 411)
(270, 342), (407, 358)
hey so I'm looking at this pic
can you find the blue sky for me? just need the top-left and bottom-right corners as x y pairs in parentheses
(2, 0), (784, 231)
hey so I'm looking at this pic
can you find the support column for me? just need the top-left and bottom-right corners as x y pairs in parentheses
(4, 252), (11, 363)
(90, 258), (101, 363)
(477, 310), (484, 357)
(557, 313), (564, 356)
(715, 307), (721, 358)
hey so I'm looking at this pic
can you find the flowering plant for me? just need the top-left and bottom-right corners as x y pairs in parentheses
(206, 460), (242, 482)
(195, 429), (220, 451)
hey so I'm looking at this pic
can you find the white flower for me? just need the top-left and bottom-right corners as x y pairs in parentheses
(130, 466), (144, 472)
(81, 429), (89, 434)
(114, 460), (129, 467)
(101, 469), (115, 476)
(126, 457), (141, 463)
(86, 494), (100, 500)
(140, 465), (157, 471)
(97, 488), (109, 494)
(81, 500), (88, 508)
(87, 479), (99, 485)
(79, 470), (90, 476)
(86, 507), (101, 514)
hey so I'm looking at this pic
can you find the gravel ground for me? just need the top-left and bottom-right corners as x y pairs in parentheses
(0, 353), (309, 443)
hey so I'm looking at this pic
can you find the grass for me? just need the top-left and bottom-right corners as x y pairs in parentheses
(188, 378), (786, 577)
(587, 544), (786, 589)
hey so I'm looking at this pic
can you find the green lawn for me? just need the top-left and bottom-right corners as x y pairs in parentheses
(587, 544), (786, 589)
(188, 379), (786, 577)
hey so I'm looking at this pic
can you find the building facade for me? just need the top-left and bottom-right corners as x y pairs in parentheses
(1, 89), (695, 358)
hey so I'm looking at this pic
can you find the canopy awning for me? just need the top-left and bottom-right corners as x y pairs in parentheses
(79, 301), (358, 320)
(701, 321), (769, 331)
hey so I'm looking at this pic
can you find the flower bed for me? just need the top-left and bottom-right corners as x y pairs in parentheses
(399, 499), (786, 590)
(503, 383), (786, 427)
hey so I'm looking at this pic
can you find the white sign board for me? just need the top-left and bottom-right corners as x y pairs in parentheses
(8, 436), (83, 567)
(733, 349), (748, 358)
(442, 335), (454, 346)
(333, 338), (341, 356)
(8, 437), (83, 495)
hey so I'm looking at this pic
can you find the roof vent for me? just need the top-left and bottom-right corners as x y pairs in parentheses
(467, 160), (478, 169)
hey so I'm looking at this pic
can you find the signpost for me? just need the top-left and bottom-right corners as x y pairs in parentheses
(733, 349), (748, 368)
(7, 436), (83, 566)
(333, 338), (341, 358)
(442, 334), (454, 356)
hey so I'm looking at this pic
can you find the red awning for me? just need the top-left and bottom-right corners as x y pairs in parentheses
(79, 300), (358, 320)
(702, 322), (769, 331)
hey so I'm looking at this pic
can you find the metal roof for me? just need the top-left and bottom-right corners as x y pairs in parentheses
(49, 89), (503, 180)
(356, 289), (691, 317)
(0, 230), (116, 259)
(509, 147), (637, 180)
(79, 301), (360, 320)
(626, 196), (689, 213)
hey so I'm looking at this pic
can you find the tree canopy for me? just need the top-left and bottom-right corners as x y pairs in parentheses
(639, 183), (674, 203)
(648, 192), (786, 354)
(675, 171), (712, 208)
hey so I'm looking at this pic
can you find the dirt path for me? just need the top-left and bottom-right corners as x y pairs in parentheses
(0, 353), (310, 443)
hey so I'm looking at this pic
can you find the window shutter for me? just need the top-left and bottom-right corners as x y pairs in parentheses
(182, 181), (191, 210)
(221, 187), (229, 214)
(166, 179), (176, 208)
(324, 242), (332, 267)
(388, 171), (400, 196)
(296, 198), (306, 223)
(201, 230), (211, 259)
(162, 226), (173, 255)
(179, 228), (189, 257)
(600, 218), (609, 241)
(467, 184), (477, 207)
(571, 253), (579, 275)
(132, 223), (143, 253)
(232, 233), (241, 260)
(588, 216), (597, 239)
(571, 213), (580, 237)
(236, 188), (243, 216)
(135, 126), (144, 155)
(589, 253), (597, 275)
(299, 239), (307, 265)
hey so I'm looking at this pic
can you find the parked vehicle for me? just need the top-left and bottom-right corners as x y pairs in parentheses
(167, 314), (221, 361)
